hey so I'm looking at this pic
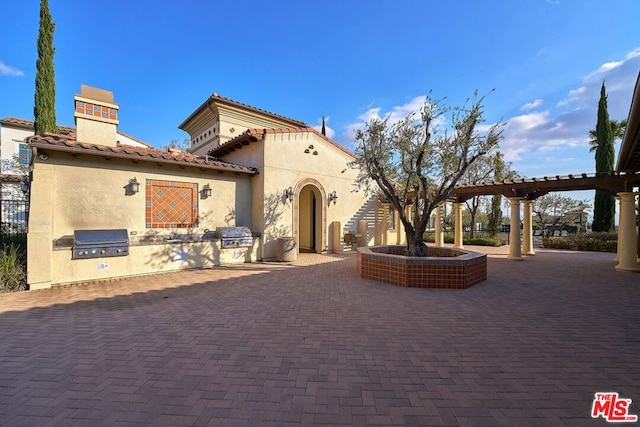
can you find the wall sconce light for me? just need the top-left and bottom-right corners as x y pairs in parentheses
(20, 179), (29, 196)
(285, 186), (294, 202)
(128, 177), (140, 194)
(328, 191), (338, 205)
(200, 184), (212, 199)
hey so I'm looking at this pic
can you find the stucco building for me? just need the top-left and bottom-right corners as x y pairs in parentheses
(25, 86), (403, 289)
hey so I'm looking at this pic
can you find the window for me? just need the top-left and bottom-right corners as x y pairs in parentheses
(18, 144), (30, 166)
(388, 208), (396, 230)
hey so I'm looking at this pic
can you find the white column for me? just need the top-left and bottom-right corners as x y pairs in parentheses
(522, 200), (535, 256)
(453, 202), (464, 249)
(615, 192), (640, 272)
(330, 221), (342, 253)
(508, 197), (523, 260)
(357, 220), (368, 247)
(381, 204), (389, 245)
(435, 203), (444, 247)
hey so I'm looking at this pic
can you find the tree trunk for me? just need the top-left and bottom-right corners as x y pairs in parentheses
(469, 210), (476, 239)
(407, 237), (428, 257)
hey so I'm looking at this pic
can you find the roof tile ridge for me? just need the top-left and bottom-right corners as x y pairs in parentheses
(210, 93), (306, 126)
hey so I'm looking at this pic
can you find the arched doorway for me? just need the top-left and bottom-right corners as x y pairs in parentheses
(293, 179), (327, 253)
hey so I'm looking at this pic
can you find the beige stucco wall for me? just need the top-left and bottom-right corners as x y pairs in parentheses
(188, 103), (303, 156)
(75, 116), (117, 147)
(223, 130), (386, 259)
(27, 150), (255, 289)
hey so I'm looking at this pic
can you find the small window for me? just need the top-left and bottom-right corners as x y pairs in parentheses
(388, 208), (396, 230)
(19, 144), (31, 166)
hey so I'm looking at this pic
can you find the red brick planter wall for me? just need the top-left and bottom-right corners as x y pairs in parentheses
(357, 245), (487, 289)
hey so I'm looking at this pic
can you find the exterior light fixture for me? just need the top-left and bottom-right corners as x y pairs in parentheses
(20, 179), (29, 195)
(328, 191), (338, 205)
(201, 184), (212, 199)
(128, 177), (140, 194)
(285, 187), (294, 202)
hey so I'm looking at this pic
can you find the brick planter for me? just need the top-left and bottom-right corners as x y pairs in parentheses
(357, 245), (487, 289)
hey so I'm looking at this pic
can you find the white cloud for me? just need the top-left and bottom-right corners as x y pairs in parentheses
(338, 46), (640, 177)
(520, 99), (543, 110)
(507, 111), (550, 131)
(597, 61), (623, 74)
(342, 95), (433, 144)
(0, 61), (24, 77)
(499, 46), (640, 176)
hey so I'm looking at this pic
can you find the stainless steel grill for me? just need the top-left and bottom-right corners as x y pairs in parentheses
(73, 229), (129, 259)
(216, 226), (253, 248)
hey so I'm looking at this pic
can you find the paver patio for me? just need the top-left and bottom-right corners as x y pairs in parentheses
(0, 247), (638, 426)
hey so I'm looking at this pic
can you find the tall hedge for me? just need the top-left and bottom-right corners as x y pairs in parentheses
(592, 82), (614, 232)
(33, 0), (57, 135)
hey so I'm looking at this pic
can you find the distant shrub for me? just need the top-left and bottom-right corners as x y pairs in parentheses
(574, 233), (617, 253)
(423, 232), (454, 244)
(603, 240), (617, 253)
(0, 244), (27, 293)
(542, 237), (573, 250)
(576, 238), (604, 251)
(423, 232), (502, 246)
(465, 237), (503, 247)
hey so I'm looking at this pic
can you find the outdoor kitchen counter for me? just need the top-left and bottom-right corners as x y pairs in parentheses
(53, 232), (261, 248)
(48, 233), (261, 287)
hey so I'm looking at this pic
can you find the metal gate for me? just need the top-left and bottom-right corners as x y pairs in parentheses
(0, 199), (29, 246)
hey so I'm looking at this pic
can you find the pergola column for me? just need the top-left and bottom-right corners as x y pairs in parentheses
(615, 192), (640, 272)
(508, 197), (523, 260)
(435, 203), (444, 247)
(453, 202), (464, 249)
(522, 199), (535, 256)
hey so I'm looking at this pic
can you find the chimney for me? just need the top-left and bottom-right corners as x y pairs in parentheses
(74, 85), (119, 146)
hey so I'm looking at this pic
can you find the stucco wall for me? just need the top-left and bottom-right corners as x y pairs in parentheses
(27, 150), (254, 289)
(219, 130), (399, 259)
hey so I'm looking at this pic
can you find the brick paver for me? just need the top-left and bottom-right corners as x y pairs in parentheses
(0, 248), (638, 426)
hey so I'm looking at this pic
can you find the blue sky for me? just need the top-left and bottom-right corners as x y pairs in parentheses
(1, 0), (639, 189)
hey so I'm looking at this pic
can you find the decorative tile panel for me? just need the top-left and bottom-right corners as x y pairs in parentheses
(145, 179), (198, 229)
(75, 100), (118, 121)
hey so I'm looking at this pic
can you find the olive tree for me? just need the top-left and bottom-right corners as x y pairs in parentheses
(348, 92), (502, 256)
(533, 193), (590, 237)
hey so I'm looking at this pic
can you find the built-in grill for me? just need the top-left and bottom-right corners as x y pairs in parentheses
(73, 229), (129, 259)
(216, 226), (253, 248)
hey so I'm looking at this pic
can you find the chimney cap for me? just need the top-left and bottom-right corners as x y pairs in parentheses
(77, 84), (115, 104)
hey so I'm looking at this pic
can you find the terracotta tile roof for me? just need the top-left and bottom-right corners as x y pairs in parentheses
(0, 117), (76, 136)
(179, 93), (307, 130)
(27, 133), (258, 175)
(208, 127), (355, 159)
(1, 117), (153, 148)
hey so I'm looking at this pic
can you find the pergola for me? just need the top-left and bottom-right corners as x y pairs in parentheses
(436, 72), (640, 272)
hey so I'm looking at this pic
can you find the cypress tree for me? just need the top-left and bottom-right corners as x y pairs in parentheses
(33, 0), (57, 135)
(592, 82), (615, 232)
(321, 115), (326, 136)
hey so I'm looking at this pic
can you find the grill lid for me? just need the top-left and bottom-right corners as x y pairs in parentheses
(216, 226), (252, 239)
(74, 229), (129, 246)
